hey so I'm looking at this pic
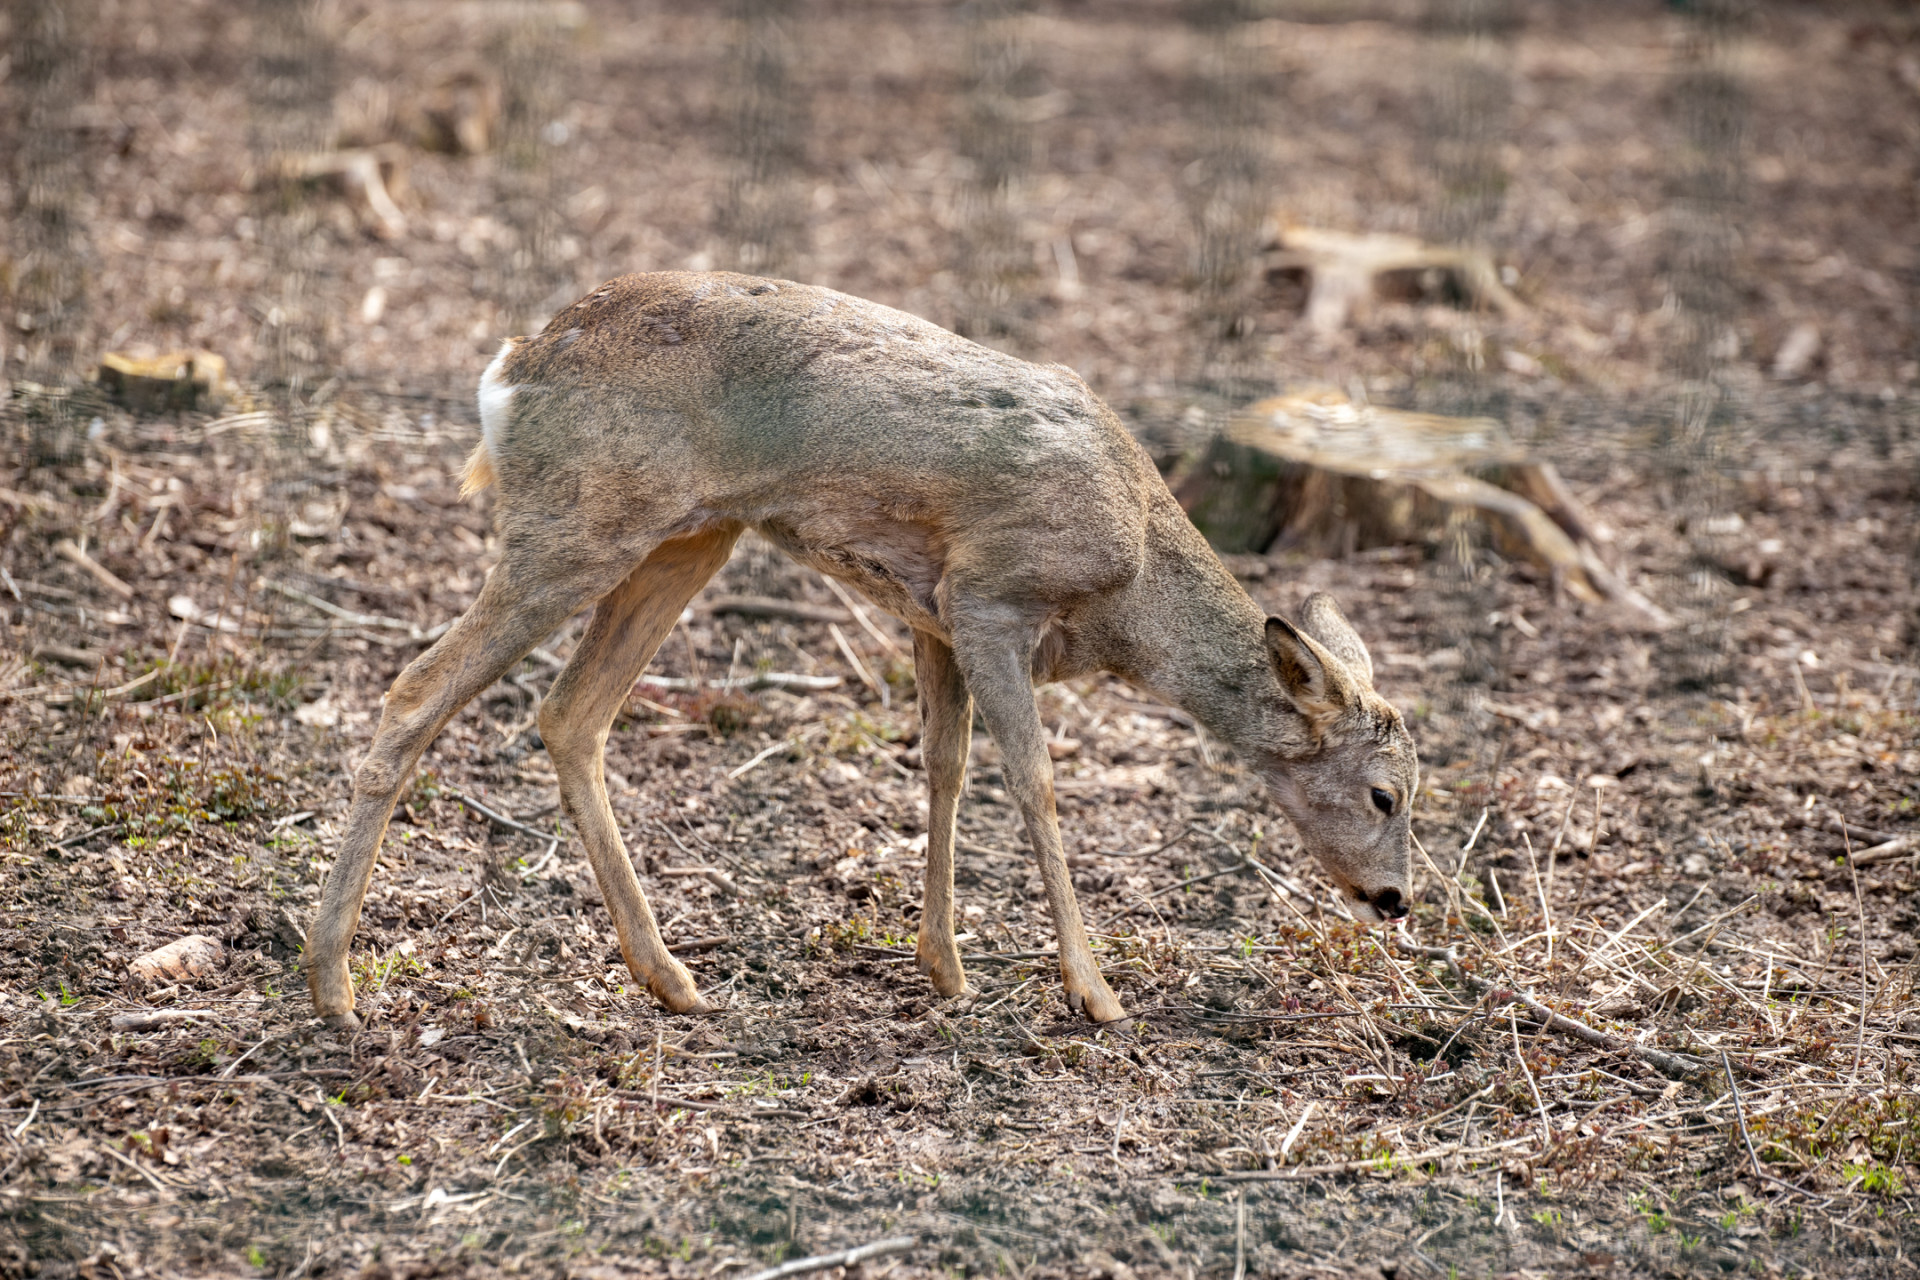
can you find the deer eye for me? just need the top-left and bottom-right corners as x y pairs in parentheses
(1370, 787), (1395, 815)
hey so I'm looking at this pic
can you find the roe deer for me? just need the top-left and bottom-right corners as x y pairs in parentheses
(305, 272), (1419, 1028)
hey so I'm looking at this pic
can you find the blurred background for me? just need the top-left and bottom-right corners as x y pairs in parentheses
(5, 0), (1911, 407)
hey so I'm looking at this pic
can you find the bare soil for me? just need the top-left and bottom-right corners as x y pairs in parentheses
(3, 3), (1919, 1279)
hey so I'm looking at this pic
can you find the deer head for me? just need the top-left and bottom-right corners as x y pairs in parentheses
(1260, 592), (1419, 922)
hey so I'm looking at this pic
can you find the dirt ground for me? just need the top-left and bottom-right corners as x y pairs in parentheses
(3, 2), (1919, 1279)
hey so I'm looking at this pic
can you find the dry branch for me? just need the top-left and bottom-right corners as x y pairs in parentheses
(638, 672), (842, 693)
(1852, 835), (1915, 867)
(448, 790), (556, 844)
(1396, 938), (1710, 1080)
(701, 594), (851, 625)
(263, 580), (451, 643)
(739, 1236), (917, 1280)
(108, 1009), (217, 1032)
(53, 539), (134, 599)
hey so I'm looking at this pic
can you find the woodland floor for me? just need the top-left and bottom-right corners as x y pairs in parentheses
(4, 2), (1920, 1279)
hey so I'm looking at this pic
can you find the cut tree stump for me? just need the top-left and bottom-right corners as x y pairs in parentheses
(98, 349), (232, 413)
(270, 145), (410, 241)
(1263, 226), (1526, 334)
(1173, 388), (1670, 630)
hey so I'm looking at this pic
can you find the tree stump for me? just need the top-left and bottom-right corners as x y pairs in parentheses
(98, 349), (232, 412)
(1173, 388), (1669, 629)
(268, 145), (411, 241)
(1263, 226), (1526, 334)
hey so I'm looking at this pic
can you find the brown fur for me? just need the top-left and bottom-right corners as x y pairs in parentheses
(305, 271), (1420, 1029)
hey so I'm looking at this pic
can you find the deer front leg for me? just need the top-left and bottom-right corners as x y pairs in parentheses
(911, 630), (975, 999)
(951, 618), (1125, 1024)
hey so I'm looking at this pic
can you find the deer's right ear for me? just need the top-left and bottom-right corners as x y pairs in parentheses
(1266, 615), (1360, 731)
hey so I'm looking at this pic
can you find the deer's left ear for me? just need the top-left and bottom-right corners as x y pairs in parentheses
(1266, 614), (1363, 731)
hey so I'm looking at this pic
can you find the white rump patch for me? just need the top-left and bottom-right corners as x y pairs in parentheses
(477, 339), (517, 458)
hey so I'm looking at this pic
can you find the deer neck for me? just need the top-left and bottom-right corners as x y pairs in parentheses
(1086, 493), (1315, 764)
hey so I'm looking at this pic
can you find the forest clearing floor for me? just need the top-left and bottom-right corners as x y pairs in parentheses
(1, 387), (1916, 1280)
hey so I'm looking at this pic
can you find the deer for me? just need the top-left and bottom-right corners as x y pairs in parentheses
(305, 271), (1419, 1029)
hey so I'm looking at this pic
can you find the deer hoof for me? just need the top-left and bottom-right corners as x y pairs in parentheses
(917, 945), (972, 1000)
(656, 988), (712, 1015)
(1068, 985), (1129, 1026)
(319, 1011), (363, 1031)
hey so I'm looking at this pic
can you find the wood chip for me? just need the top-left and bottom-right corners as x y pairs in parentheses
(128, 935), (225, 988)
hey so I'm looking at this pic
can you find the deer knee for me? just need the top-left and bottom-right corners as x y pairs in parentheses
(537, 697), (597, 770)
(352, 753), (408, 802)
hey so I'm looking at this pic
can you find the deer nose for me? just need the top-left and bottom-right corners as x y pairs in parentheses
(1368, 887), (1408, 919)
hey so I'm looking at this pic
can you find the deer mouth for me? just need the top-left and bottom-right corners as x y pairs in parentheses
(1341, 884), (1408, 923)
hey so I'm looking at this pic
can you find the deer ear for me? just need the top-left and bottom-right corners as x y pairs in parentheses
(1266, 614), (1362, 727)
(1297, 592), (1375, 688)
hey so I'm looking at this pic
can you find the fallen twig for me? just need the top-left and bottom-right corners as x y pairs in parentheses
(1211, 1136), (1534, 1182)
(432, 890), (483, 929)
(1721, 1051), (1823, 1200)
(1103, 828), (1195, 859)
(665, 935), (729, 955)
(263, 579), (451, 644)
(640, 671), (842, 693)
(829, 621), (888, 708)
(101, 1144), (173, 1196)
(1396, 937), (1709, 1079)
(727, 724), (823, 781)
(109, 1009), (216, 1032)
(1511, 1008), (1554, 1151)
(41, 668), (163, 707)
(1144, 859), (1252, 898)
(450, 790), (557, 843)
(50, 822), (126, 852)
(1170, 1005), (1362, 1023)
(819, 574), (906, 661)
(702, 594), (851, 625)
(1851, 834), (1914, 866)
(739, 1236), (917, 1280)
(658, 866), (738, 895)
(55, 539), (135, 599)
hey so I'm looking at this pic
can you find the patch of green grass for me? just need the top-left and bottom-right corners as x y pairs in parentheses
(823, 914), (878, 951)
(352, 948), (424, 989)
(1844, 1161), (1905, 1197)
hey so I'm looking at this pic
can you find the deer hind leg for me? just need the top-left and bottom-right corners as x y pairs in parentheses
(307, 554), (632, 1029)
(537, 526), (742, 1014)
(947, 608), (1126, 1024)
(912, 630), (975, 999)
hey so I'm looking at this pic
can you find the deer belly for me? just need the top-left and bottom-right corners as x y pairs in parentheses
(755, 517), (948, 637)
